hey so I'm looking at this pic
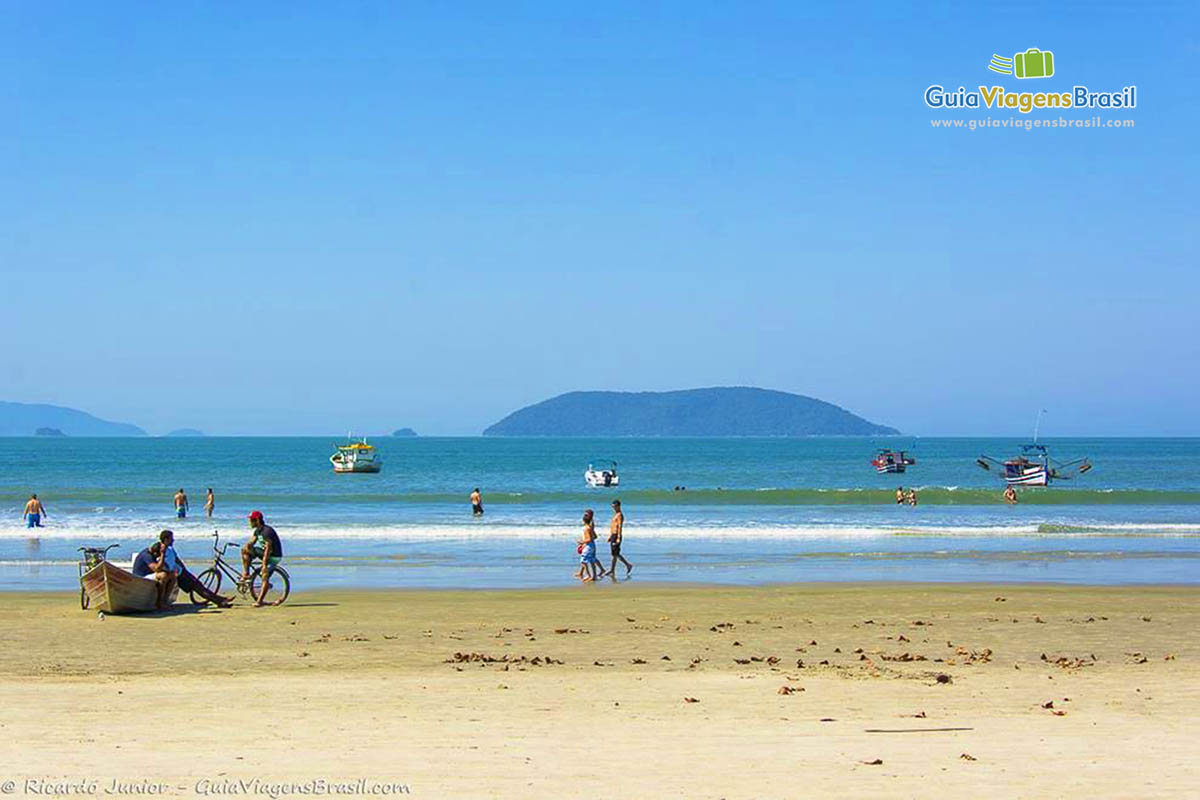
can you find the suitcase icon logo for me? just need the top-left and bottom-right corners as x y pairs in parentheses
(987, 48), (1055, 79)
(1014, 48), (1054, 78)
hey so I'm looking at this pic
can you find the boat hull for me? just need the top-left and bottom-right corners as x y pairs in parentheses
(80, 561), (176, 613)
(332, 462), (381, 473)
(874, 463), (907, 474)
(1005, 468), (1049, 486)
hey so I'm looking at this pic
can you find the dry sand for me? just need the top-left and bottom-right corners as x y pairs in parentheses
(1, 583), (1197, 798)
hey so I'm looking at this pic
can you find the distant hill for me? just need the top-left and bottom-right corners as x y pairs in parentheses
(35, 427), (66, 437)
(392, 428), (418, 437)
(483, 387), (898, 437)
(166, 428), (205, 437)
(0, 402), (146, 437)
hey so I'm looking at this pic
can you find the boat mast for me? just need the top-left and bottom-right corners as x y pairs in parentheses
(1032, 409), (1047, 443)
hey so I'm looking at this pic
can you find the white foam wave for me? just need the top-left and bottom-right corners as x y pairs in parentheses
(2, 521), (1198, 542)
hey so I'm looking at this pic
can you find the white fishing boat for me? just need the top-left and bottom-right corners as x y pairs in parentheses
(976, 412), (1092, 487)
(330, 437), (382, 473)
(585, 460), (619, 488)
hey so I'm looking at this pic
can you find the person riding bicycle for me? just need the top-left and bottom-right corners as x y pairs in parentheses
(242, 510), (284, 607)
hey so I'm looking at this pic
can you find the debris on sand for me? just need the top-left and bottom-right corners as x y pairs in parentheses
(935, 673), (952, 684)
(1041, 701), (1054, 709)
(994, 596), (1007, 602)
(777, 685), (804, 695)
(860, 759), (883, 766)
(660, 655), (672, 661)
(553, 628), (589, 634)
(960, 753), (977, 761)
(1051, 710), (1067, 716)
(683, 697), (700, 704)
(631, 658), (647, 664)
(445, 652), (563, 666)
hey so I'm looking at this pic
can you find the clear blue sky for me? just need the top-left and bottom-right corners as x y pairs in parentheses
(2, 2), (1196, 435)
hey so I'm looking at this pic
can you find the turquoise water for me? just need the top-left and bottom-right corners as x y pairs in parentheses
(3, 436), (1199, 589)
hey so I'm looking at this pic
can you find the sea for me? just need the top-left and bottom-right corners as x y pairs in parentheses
(2, 436), (1198, 590)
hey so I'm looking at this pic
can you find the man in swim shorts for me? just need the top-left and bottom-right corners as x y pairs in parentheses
(174, 488), (189, 519)
(470, 488), (484, 516)
(605, 499), (633, 578)
(23, 494), (46, 528)
(242, 510), (284, 606)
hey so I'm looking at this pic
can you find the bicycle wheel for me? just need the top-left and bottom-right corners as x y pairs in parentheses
(80, 585), (90, 610)
(251, 566), (290, 606)
(191, 568), (223, 606)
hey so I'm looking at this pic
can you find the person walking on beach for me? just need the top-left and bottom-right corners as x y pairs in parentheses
(23, 494), (46, 528)
(605, 499), (633, 578)
(575, 509), (602, 582)
(174, 489), (189, 519)
(204, 488), (215, 518)
(1003, 486), (1018, 505)
(242, 510), (284, 607)
(470, 488), (484, 516)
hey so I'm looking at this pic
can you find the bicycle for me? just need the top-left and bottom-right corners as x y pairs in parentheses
(191, 530), (291, 606)
(77, 543), (120, 610)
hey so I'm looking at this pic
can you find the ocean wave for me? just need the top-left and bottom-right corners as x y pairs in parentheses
(2, 521), (1198, 543)
(6, 486), (1200, 507)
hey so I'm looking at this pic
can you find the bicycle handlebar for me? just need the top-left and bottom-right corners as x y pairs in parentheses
(77, 543), (120, 554)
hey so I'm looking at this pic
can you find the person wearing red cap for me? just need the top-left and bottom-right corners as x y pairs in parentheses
(241, 510), (284, 606)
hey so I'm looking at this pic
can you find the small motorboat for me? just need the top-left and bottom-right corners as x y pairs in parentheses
(872, 449), (916, 474)
(79, 550), (177, 613)
(585, 460), (619, 488)
(330, 437), (382, 474)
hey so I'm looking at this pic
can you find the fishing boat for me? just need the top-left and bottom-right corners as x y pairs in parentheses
(976, 411), (1092, 487)
(872, 449), (916, 474)
(80, 560), (176, 613)
(585, 460), (619, 488)
(330, 437), (382, 473)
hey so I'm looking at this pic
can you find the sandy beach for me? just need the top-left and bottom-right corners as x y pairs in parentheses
(1, 583), (1197, 798)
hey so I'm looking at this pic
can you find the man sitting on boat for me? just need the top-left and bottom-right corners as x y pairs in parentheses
(134, 530), (233, 608)
(242, 510), (283, 607)
(132, 531), (178, 610)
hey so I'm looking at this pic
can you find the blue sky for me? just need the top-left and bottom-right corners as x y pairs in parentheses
(2, 2), (1196, 435)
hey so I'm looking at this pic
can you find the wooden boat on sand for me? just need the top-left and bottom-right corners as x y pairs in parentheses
(80, 560), (177, 613)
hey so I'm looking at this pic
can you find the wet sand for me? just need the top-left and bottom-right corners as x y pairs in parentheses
(1, 583), (1197, 798)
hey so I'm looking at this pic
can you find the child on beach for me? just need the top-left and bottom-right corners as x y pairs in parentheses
(575, 509), (602, 582)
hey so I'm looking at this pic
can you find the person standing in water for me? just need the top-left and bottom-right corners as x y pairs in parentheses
(1003, 486), (1018, 505)
(905, 488), (918, 506)
(174, 488), (189, 519)
(605, 499), (633, 578)
(204, 488), (215, 518)
(895, 487), (904, 505)
(23, 494), (47, 528)
(470, 488), (484, 516)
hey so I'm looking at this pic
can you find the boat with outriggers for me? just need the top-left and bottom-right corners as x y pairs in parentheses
(330, 436), (382, 473)
(976, 411), (1092, 487)
(872, 449), (916, 474)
